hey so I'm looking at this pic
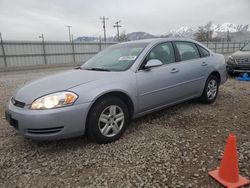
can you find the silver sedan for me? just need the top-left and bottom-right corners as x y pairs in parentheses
(5, 38), (227, 143)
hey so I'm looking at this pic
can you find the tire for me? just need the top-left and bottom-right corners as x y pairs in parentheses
(86, 96), (129, 144)
(200, 75), (219, 104)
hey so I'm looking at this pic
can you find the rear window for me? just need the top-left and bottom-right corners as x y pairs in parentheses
(175, 42), (200, 61)
(198, 45), (210, 57)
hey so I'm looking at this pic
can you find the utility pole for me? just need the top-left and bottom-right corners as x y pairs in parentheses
(39, 34), (47, 64)
(100, 16), (108, 43)
(113, 20), (122, 42)
(39, 33), (45, 43)
(65, 25), (72, 42)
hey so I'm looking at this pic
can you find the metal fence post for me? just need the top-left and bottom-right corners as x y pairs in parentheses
(39, 34), (47, 64)
(98, 36), (102, 52)
(214, 42), (217, 53)
(0, 32), (7, 67)
(98, 43), (100, 52)
(42, 41), (47, 64)
(222, 41), (224, 54)
(72, 41), (75, 63)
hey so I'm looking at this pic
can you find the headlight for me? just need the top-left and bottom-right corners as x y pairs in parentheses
(227, 56), (236, 64)
(30, 91), (78, 110)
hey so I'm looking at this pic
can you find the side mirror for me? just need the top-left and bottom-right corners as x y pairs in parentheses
(144, 59), (163, 69)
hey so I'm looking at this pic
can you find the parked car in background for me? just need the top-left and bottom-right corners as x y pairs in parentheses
(5, 38), (227, 144)
(226, 43), (250, 75)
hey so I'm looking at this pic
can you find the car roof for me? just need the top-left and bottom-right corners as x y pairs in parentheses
(122, 38), (198, 44)
(120, 38), (211, 53)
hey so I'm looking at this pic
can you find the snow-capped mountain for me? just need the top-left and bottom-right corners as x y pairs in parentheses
(212, 23), (249, 33)
(167, 23), (249, 38)
(168, 26), (195, 38)
(75, 22), (249, 42)
(74, 36), (99, 42)
(126, 32), (157, 40)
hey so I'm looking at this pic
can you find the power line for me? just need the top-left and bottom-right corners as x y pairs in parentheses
(100, 16), (108, 42)
(113, 20), (122, 41)
(65, 25), (72, 42)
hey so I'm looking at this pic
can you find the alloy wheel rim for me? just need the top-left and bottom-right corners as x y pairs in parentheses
(98, 105), (125, 137)
(207, 79), (217, 100)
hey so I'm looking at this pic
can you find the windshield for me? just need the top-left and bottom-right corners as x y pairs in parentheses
(81, 42), (148, 71)
(241, 43), (250, 51)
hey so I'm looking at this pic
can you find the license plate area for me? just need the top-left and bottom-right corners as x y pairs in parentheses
(5, 111), (19, 130)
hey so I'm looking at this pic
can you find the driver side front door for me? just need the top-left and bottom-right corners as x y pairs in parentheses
(136, 42), (184, 113)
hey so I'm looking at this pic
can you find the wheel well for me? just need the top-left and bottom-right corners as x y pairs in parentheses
(87, 91), (134, 120)
(210, 71), (221, 84)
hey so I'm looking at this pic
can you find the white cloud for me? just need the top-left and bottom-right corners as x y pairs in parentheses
(0, 0), (249, 40)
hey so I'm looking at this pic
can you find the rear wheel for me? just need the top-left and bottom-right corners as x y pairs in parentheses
(87, 96), (129, 144)
(200, 75), (219, 104)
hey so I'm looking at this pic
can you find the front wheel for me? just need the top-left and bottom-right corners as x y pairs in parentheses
(200, 75), (219, 104)
(86, 96), (129, 144)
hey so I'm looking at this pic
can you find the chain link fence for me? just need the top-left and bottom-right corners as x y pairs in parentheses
(0, 40), (248, 69)
(201, 41), (248, 54)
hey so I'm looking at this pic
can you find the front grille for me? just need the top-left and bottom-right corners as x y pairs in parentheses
(11, 98), (25, 108)
(26, 126), (63, 134)
(234, 64), (250, 69)
(236, 58), (250, 64)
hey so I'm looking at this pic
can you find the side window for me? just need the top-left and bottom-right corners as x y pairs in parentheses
(146, 42), (175, 65)
(198, 45), (210, 57)
(175, 42), (200, 61)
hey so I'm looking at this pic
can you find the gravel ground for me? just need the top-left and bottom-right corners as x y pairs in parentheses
(0, 67), (249, 188)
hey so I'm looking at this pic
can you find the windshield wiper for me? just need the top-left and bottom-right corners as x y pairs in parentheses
(85, 67), (110, 71)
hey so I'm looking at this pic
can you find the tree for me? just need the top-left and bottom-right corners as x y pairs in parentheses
(226, 30), (231, 42)
(194, 26), (207, 42)
(118, 31), (128, 42)
(194, 21), (214, 42)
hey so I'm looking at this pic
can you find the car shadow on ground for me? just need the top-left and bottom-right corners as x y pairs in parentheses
(128, 98), (201, 127)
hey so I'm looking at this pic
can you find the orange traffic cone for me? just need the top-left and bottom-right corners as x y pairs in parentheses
(208, 134), (250, 188)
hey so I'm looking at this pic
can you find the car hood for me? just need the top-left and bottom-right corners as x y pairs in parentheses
(232, 50), (250, 59)
(13, 69), (118, 104)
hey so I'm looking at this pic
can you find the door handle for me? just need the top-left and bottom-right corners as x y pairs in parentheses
(170, 68), (179, 73)
(202, 62), (208, 66)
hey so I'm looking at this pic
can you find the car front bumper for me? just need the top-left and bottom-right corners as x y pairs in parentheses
(226, 62), (250, 73)
(5, 101), (92, 140)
